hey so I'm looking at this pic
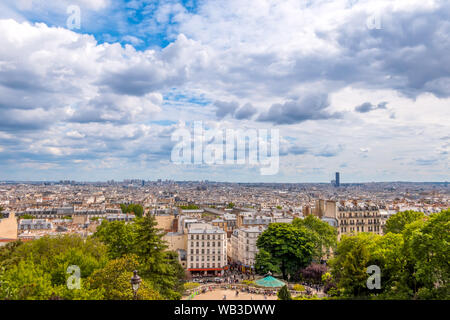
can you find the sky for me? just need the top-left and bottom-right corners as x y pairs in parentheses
(0, 0), (449, 183)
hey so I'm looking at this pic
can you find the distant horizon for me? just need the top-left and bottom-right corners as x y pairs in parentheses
(1, 179), (448, 185)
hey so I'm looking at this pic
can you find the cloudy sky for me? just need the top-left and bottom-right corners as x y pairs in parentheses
(0, 0), (449, 182)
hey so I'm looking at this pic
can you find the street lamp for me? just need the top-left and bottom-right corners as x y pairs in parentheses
(130, 270), (141, 300)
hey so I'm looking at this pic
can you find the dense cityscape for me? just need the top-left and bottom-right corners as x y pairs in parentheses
(1, 176), (448, 300)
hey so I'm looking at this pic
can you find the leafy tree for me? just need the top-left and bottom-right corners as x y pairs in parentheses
(0, 235), (109, 300)
(299, 263), (328, 285)
(120, 204), (144, 218)
(293, 215), (337, 260)
(0, 259), (54, 300)
(94, 220), (137, 259)
(256, 223), (316, 280)
(277, 285), (292, 300)
(408, 210), (450, 299)
(52, 283), (105, 300)
(384, 210), (425, 234)
(88, 255), (161, 300)
(329, 233), (376, 297)
(255, 249), (280, 275)
(133, 215), (184, 299)
(227, 202), (235, 209)
(20, 214), (36, 220)
(179, 204), (200, 210)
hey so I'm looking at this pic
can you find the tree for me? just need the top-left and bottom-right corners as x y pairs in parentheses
(0, 259), (53, 300)
(133, 215), (184, 299)
(120, 204), (144, 218)
(277, 285), (292, 300)
(0, 235), (109, 300)
(408, 210), (450, 299)
(329, 233), (376, 297)
(299, 263), (328, 285)
(254, 249), (280, 275)
(384, 210), (425, 234)
(293, 215), (337, 260)
(88, 255), (161, 300)
(94, 220), (137, 259)
(20, 214), (36, 220)
(256, 223), (316, 280)
(227, 202), (235, 209)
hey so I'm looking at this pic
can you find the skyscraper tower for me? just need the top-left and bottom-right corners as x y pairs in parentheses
(335, 172), (340, 187)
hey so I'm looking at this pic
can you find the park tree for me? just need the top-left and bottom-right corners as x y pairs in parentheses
(227, 202), (235, 209)
(384, 210), (425, 234)
(94, 220), (137, 259)
(329, 233), (376, 297)
(133, 215), (184, 299)
(277, 285), (292, 300)
(0, 259), (53, 300)
(407, 210), (450, 299)
(256, 223), (316, 280)
(299, 263), (328, 285)
(120, 203), (144, 218)
(255, 249), (281, 275)
(88, 254), (161, 300)
(0, 235), (109, 300)
(293, 215), (337, 260)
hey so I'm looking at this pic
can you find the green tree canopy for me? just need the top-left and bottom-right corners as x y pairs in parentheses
(0, 235), (108, 300)
(120, 203), (144, 218)
(88, 254), (161, 300)
(329, 210), (450, 300)
(256, 223), (316, 280)
(254, 248), (281, 275)
(384, 210), (425, 234)
(277, 285), (292, 300)
(94, 220), (137, 259)
(293, 215), (338, 260)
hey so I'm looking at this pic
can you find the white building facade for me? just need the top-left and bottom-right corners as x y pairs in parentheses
(187, 224), (227, 276)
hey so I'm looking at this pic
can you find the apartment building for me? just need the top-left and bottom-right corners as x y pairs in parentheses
(187, 224), (227, 276)
(211, 213), (237, 237)
(230, 226), (266, 272)
(237, 212), (271, 228)
(19, 219), (53, 230)
(311, 199), (383, 239)
(337, 204), (382, 239)
(0, 212), (18, 244)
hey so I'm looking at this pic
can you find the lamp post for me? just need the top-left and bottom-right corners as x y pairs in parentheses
(130, 270), (141, 300)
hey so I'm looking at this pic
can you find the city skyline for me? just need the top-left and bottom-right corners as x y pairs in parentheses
(0, 0), (449, 182)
